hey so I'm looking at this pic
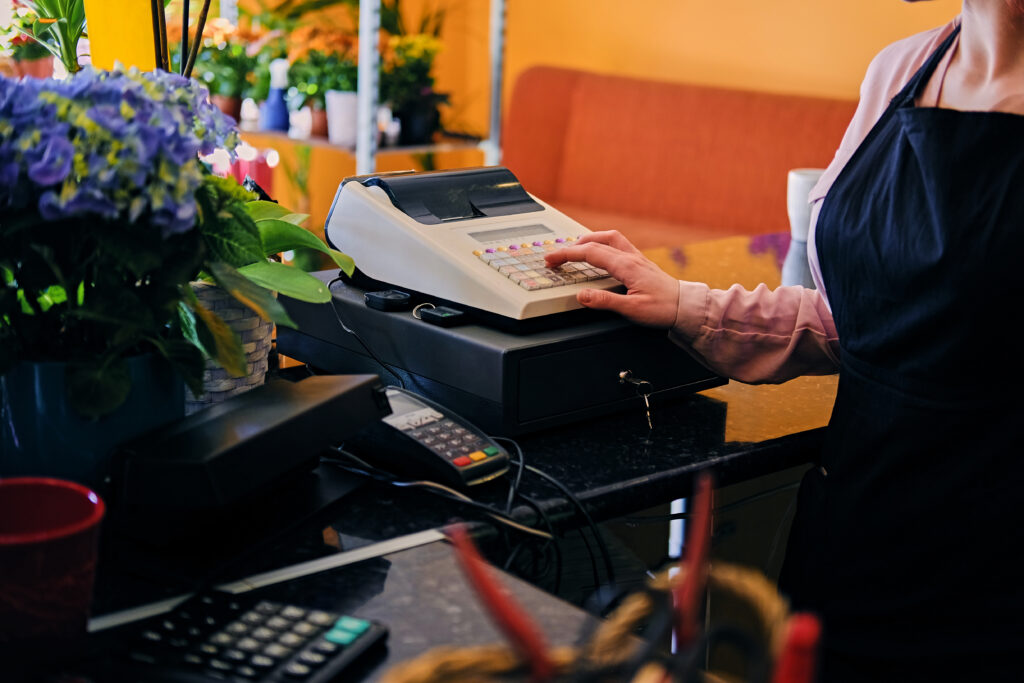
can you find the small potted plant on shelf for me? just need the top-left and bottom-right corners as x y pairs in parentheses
(0, 66), (352, 487)
(286, 25), (358, 141)
(171, 17), (258, 120)
(1, 3), (54, 79)
(380, 33), (448, 146)
(2, 0), (86, 77)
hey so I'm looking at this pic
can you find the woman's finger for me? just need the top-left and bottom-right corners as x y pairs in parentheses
(574, 230), (642, 255)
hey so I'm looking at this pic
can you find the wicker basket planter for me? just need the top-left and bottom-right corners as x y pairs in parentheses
(186, 281), (274, 415)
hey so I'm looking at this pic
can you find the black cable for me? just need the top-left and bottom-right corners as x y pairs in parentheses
(495, 437), (604, 599)
(500, 436), (526, 515)
(325, 276), (406, 389)
(320, 450), (551, 541)
(520, 461), (617, 588)
(515, 493), (563, 596)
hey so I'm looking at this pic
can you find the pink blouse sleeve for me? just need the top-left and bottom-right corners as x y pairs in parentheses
(668, 280), (840, 384)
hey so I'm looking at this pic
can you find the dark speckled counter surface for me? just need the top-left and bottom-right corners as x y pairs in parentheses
(82, 235), (836, 680)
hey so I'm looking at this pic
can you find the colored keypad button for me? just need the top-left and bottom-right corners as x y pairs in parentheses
(453, 456), (472, 467)
(468, 450), (487, 461)
(483, 446), (500, 456)
(324, 629), (358, 646)
(334, 616), (370, 635)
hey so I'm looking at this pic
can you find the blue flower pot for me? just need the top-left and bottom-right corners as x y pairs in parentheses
(0, 355), (185, 492)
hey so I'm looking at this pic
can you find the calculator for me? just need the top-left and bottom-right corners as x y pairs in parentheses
(97, 591), (388, 682)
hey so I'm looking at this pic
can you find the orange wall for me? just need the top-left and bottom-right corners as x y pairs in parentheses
(253, 0), (964, 229)
(421, 0), (962, 140)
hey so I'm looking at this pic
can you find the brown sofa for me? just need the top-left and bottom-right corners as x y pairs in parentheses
(502, 66), (858, 249)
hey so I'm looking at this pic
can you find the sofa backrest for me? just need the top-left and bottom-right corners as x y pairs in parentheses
(503, 66), (858, 236)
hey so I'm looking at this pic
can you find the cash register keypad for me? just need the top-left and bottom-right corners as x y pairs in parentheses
(473, 238), (611, 291)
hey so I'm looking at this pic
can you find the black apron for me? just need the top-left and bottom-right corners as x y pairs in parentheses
(779, 25), (1024, 681)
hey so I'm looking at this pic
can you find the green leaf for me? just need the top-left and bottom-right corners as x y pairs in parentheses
(246, 200), (292, 222)
(238, 260), (330, 304)
(256, 219), (354, 274)
(207, 261), (297, 328)
(65, 357), (131, 420)
(277, 213), (311, 226)
(203, 210), (264, 267)
(179, 293), (248, 378)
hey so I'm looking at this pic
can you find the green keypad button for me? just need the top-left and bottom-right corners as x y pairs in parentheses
(482, 446), (500, 456)
(324, 629), (358, 646)
(333, 616), (370, 635)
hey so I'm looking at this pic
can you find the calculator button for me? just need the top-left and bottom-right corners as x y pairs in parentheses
(141, 630), (163, 642)
(284, 662), (313, 678)
(278, 632), (305, 648)
(198, 643), (219, 656)
(280, 606), (307, 620)
(254, 601), (281, 614)
(298, 650), (327, 666)
(325, 628), (359, 646)
(265, 616), (291, 630)
(226, 622), (250, 635)
(235, 665), (258, 679)
(334, 616), (371, 635)
(209, 632), (235, 646)
(292, 621), (319, 637)
(208, 659), (233, 671)
(183, 653), (204, 666)
(251, 627), (276, 641)
(263, 643), (292, 659)
(235, 637), (261, 652)
(306, 611), (337, 626)
(312, 639), (340, 654)
(223, 649), (247, 662)
(250, 654), (276, 669)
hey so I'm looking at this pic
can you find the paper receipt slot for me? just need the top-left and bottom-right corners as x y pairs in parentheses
(325, 167), (623, 326)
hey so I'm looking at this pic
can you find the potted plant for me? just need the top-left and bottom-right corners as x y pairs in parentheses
(1, 2), (55, 79)
(286, 26), (357, 141)
(183, 173), (351, 412)
(380, 33), (448, 145)
(0, 67), (352, 486)
(2, 0), (85, 77)
(174, 17), (258, 120)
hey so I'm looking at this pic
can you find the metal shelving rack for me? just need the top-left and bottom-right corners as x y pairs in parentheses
(355, 0), (506, 175)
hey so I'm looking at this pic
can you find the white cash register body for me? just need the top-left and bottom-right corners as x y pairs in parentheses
(325, 168), (621, 321)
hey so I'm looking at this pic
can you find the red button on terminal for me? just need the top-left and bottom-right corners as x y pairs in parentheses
(453, 456), (472, 467)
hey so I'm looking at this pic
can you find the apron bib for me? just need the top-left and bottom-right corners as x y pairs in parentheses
(780, 26), (1024, 681)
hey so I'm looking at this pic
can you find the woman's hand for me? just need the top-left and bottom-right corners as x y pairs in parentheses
(545, 230), (680, 328)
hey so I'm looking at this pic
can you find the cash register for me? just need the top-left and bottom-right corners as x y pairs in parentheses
(278, 167), (724, 435)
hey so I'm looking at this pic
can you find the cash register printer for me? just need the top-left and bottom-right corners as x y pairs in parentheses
(277, 167), (724, 435)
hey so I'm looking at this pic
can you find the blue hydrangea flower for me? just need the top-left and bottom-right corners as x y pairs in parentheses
(0, 66), (240, 238)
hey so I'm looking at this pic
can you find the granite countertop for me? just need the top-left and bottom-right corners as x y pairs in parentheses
(92, 233), (838, 620)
